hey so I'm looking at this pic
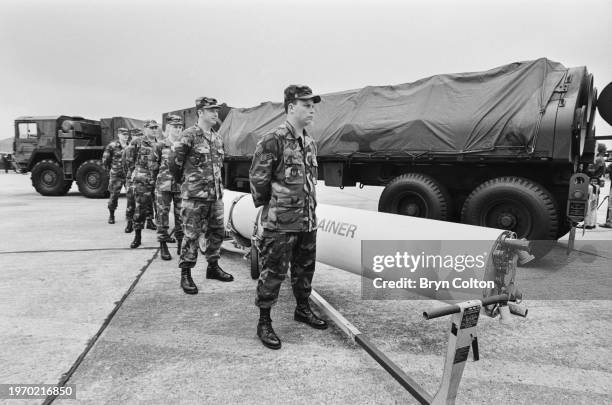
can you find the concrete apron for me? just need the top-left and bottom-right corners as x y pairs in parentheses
(52, 251), (417, 404)
(0, 176), (414, 404)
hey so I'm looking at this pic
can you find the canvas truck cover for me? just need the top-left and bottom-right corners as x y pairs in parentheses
(220, 58), (570, 158)
(100, 117), (146, 146)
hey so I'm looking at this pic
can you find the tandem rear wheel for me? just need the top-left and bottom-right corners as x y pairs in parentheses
(76, 159), (110, 199)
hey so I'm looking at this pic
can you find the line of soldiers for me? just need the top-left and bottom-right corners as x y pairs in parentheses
(101, 86), (328, 350)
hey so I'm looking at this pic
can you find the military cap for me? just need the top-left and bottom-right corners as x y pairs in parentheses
(117, 127), (129, 134)
(166, 114), (184, 126)
(196, 97), (221, 110)
(144, 119), (159, 129)
(284, 85), (321, 104)
(131, 128), (144, 136)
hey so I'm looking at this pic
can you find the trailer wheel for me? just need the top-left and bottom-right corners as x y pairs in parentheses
(378, 173), (451, 220)
(76, 159), (109, 198)
(31, 159), (71, 196)
(461, 177), (559, 258)
(250, 244), (261, 280)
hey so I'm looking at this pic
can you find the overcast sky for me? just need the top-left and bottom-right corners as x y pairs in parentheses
(1, 0), (611, 147)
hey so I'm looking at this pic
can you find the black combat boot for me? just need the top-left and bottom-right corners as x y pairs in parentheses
(124, 220), (133, 233)
(108, 209), (115, 224)
(294, 300), (328, 330)
(146, 218), (157, 230)
(176, 238), (182, 255)
(180, 268), (198, 295)
(257, 307), (281, 350)
(206, 260), (234, 282)
(160, 241), (172, 260)
(130, 229), (141, 249)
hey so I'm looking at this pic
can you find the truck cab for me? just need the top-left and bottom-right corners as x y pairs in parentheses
(13, 115), (107, 197)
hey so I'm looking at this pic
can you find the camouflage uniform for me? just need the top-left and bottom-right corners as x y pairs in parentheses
(126, 134), (158, 230)
(250, 121), (319, 308)
(152, 138), (183, 242)
(102, 140), (126, 212)
(173, 124), (225, 269)
(122, 148), (136, 221)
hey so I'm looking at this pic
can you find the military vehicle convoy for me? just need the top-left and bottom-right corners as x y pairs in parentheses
(164, 58), (610, 250)
(13, 116), (144, 198)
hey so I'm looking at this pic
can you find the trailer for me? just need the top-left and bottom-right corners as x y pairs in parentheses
(188, 58), (611, 256)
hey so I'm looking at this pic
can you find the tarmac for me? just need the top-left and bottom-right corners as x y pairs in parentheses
(1, 172), (611, 404)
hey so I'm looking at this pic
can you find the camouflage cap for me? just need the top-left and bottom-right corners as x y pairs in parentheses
(117, 127), (129, 134)
(166, 114), (184, 126)
(196, 97), (221, 110)
(144, 119), (159, 129)
(131, 128), (144, 136)
(284, 85), (321, 104)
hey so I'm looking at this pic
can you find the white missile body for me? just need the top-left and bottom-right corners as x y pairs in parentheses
(222, 190), (523, 303)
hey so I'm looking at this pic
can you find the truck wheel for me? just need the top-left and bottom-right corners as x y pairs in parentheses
(31, 159), (71, 196)
(378, 173), (451, 220)
(461, 177), (558, 258)
(76, 159), (109, 198)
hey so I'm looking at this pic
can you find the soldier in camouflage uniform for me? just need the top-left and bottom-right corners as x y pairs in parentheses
(151, 114), (184, 261)
(102, 127), (129, 224)
(122, 128), (140, 233)
(126, 120), (160, 248)
(172, 97), (234, 295)
(249, 85), (327, 350)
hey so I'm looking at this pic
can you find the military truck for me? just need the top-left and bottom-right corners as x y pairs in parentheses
(166, 59), (612, 253)
(13, 116), (145, 198)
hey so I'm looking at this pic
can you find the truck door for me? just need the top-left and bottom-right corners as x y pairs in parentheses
(13, 121), (39, 169)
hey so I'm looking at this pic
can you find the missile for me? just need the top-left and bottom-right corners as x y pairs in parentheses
(222, 190), (528, 312)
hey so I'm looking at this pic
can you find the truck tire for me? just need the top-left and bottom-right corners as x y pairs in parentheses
(378, 173), (451, 220)
(76, 159), (109, 198)
(461, 177), (559, 258)
(31, 159), (71, 196)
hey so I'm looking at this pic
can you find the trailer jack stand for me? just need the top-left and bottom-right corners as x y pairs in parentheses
(311, 291), (525, 405)
(422, 294), (525, 404)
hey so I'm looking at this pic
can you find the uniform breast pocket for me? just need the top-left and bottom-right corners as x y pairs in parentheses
(284, 164), (304, 184)
(194, 145), (210, 162)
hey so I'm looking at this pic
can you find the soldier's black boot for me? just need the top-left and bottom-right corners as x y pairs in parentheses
(206, 261), (234, 282)
(146, 218), (157, 230)
(160, 241), (172, 260)
(130, 229), (141, 249)
(124, 220), (133, 233)
(294, 300), (328, 330)
(180, 268), (198, 295)
(108, 209), (115, 224)
(176, 238), (182, 255)
(257, 307), (281, 350)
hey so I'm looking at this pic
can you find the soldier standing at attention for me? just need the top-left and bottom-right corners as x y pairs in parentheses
(151, 115), (184, 260)
(102, 127), (129, 225)
(172, 97), (234, 295)
(126, 120), (160, 248)
(249, 85), (327, 350)
(123, 128), (140, 233)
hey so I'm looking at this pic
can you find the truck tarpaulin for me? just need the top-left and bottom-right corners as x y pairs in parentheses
(219, 58), (568, 157)
(100, 117), (146, 145)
